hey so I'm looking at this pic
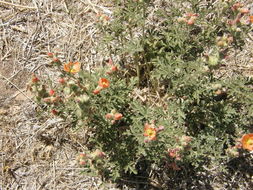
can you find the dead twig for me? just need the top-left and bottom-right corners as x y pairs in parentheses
(0, 73), (35, 103)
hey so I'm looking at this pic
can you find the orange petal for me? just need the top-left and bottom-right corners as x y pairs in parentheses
(250, 16), (253, 23)
(64, 62), (71, 72)
(71, 62), (81, 73)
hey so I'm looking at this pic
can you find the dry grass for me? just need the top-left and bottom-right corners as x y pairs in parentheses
(0, 0), (253, 190)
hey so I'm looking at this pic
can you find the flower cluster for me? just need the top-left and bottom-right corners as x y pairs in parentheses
(105, 109), (123, 124)
(167, 135), (192, 160)
(47, 52), (61, 65)
(216, 34), (233, 48)
(31, 74), (39, 83)
(77, 153), (87, 165)
(106, 58), (118, 75)
(231, 2), (249, 14)
(96, 12), (110, 25)
(227, 3), (250, 25)
(77, 150), (106, 167)
(177, 13), (199, 25)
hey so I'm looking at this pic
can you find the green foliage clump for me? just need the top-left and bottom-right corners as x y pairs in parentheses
(30, 0), (253, 185)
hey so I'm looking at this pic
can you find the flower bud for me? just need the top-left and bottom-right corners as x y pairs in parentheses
(177, 17), (187, 23)
(216, 40), (226, 47)
(79, 153), (86, 159)
(168, 148), (181, 158)
(111, 109), (117, 114)
(108, 58), (113, 65)
(51, 109), (58, 115)
(79, 160), (86, 165)
(226, 146), (239, 157)
(58, 78), (65, 84)
(187, 18), (195, 25)
(76, 94), (90, 103)
(111, 65), (118, 72)
(64, 87), (71, 95)
(169, 162), (181, 171)
(47, 52), (54, 58)
(49, 89), (55, 96)
(93, 89), (100, 95)
(180, 135), (192, 147)
(211, 83), (222, 90)
(91, 149), (106, 159)
(114, 113), (123, 120)
(208, 55), (220, 67)
(156, 126), (165, 132)
(231, 3), (243, 11)
(105, 113), (113, 119)
(239, 8), (249, 14)
(53, 58), (60, 63)
(32, 74), (39, 83)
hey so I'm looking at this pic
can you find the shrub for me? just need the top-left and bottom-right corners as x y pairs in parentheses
(30, 0), (253, 184)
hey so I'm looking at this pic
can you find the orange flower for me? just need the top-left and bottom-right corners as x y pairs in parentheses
(241, 133), (253, 151)
(98, 78), (110, 88)
(144, 123), (157, 141)
(64, 62), (81, 74)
